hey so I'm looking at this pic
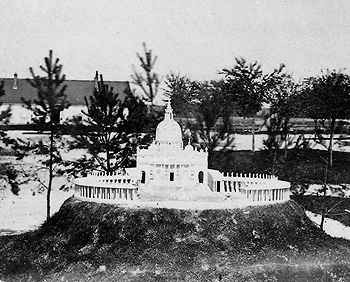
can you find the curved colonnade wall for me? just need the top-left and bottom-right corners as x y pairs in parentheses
(207, 170), (290, 203)
(74, 170), (290, 204)
(74, 171), (139, 202)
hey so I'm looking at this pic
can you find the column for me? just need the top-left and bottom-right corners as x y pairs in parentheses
(124, 189), (128, 200)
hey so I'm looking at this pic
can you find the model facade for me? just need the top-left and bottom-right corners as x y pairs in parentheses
(74, 101), (290, 205)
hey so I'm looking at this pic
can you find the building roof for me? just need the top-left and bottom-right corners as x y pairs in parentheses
(0, 77), (131, 105)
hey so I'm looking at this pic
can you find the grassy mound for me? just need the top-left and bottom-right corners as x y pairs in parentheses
(1, 197), (350, 281)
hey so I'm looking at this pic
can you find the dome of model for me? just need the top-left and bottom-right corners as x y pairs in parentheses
(155, 101), (183, 147)
(184, 144), (194, 151)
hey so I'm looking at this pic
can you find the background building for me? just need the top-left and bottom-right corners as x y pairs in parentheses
(0, 74), (131, 124)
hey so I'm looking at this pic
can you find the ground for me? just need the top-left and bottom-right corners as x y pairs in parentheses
(1, 198), (350, 281)
(2, 140), (350, 280)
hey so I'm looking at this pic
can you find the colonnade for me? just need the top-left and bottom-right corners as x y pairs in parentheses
(222, 172), (278, 180)
(211, 172), (290, 203)
(245, 187), (290, 202)
(218, 180), (242, 193)
(75, 184), (138, 201)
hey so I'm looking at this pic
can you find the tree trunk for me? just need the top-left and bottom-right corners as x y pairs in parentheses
(272, 147), (278, 174)
(251, 127), (255, 152)
(106, 148), (111, 172)
(105, 132), (111, 172)
(320, 161), (329, 231)
(320, 209), (325, 231)
(47, 128), (54, 221)
(147, 72), (154, 104)
(283, 133), (288, 159)
(283, 118), (289, 159)
(328, 118), (336, 168)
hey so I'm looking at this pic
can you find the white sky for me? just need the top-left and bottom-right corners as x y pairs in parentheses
(0, 0), (350, 82)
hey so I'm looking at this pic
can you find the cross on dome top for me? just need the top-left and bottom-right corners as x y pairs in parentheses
(164, 99), (174, 120)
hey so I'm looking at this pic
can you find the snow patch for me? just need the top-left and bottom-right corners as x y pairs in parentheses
(0, 180), (73, 235)
(306, 211), (350, 240)
(306, 184), (350, 198)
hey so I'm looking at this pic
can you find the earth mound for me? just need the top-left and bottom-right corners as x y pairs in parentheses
(1, 197), (350, 281)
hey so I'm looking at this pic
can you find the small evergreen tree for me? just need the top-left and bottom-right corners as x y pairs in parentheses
(0, 81), (11, 134)
(0, 81), (19, 195)
(0, 80), (11, 149)
(131, 42), (161, 107)
(70, 73), (148, 174)
(22, 50), (70, 220)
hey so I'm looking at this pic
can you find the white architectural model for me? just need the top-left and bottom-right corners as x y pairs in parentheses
(137, 102), (208, 193)
(74, 101), (290, 206)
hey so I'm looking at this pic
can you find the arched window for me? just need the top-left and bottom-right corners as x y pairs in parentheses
(141, 171), (146, 184)
(198, 171), (204, 184)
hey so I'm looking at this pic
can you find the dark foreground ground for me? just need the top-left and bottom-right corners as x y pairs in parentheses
(1, 198), (350, 281)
